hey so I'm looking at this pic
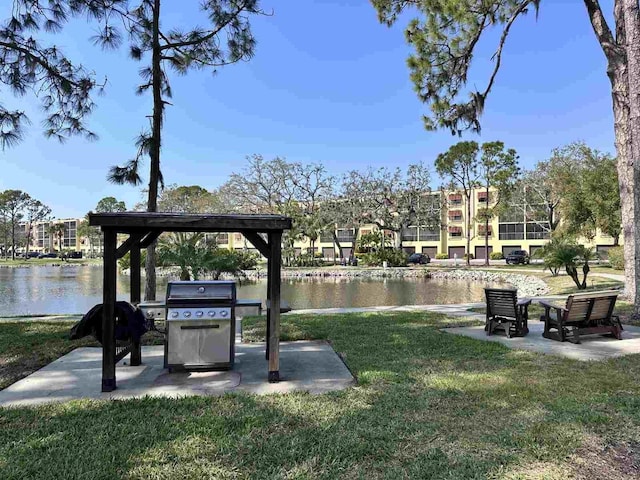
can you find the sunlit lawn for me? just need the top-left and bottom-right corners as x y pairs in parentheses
(0, 312), (639, 479)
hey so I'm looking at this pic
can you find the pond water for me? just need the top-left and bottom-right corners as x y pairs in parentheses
(0, 266), (494, 316)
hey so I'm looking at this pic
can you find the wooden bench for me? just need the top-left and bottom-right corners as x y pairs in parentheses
(485, 288), (531, 338)
(539, 291), (623, 344)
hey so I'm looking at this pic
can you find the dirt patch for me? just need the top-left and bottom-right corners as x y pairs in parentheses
(570, 437), (640, 479)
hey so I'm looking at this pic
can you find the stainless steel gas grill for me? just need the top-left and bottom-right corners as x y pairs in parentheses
(164, 280), (237, 371)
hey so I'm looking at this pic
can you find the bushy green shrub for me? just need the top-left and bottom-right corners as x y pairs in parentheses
(463, 253), (474, 260)
(361, 248), (408, 267)
(235, 250), (260, 270)
(607, 246), (624, 270)
(435, 253), (449, 259)
(489, 251), (504, 260)
(292, 252), (323, 267)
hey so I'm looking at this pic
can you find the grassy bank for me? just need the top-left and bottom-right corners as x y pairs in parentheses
(1, 312), (640, 478)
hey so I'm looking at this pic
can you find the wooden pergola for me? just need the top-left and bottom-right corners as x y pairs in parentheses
(89, 212), (292, 392)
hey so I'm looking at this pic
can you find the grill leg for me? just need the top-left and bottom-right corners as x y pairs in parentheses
(130, 339), (142, 366)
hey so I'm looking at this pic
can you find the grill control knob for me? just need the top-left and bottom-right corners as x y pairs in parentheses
(183, 311), (191, 318)
(198, 286), (205, 293)
(208, 310), (216, 317)
(171, 311), (179, 318)
(195, 311), (203, 318)
(220, 310), (228, 317)
(146, 311), (154, 319)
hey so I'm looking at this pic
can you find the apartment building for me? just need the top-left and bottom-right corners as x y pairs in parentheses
(219, 187), (619, 260)
(17, 186), (618, 260)
(20, 218), (92, 255)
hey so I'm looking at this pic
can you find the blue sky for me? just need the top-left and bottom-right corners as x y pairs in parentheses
(0, 0), (615, 218)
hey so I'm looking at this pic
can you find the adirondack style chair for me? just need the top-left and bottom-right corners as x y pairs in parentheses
(484, 288), (531, 338)
(539, 291), (623, 344)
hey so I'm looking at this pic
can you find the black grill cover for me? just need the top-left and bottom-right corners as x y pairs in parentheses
(70, 302), (148, 344)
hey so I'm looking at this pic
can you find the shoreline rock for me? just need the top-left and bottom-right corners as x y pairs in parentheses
(137, 266), (550, 298)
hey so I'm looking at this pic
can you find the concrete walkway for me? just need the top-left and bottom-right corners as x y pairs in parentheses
(446, 321), (640, 361)
(289, 302), (486, 318)
(0, 341), (355, 408)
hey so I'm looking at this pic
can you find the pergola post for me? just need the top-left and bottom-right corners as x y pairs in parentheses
(129, 240), (142, 366)
(268, 230), (282, 382)
(102, 228), (117, 392)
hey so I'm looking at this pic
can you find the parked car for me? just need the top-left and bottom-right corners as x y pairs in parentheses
(38, 252), (58, 259)
(505, 250), (530, 265)
(20, 252), (39, 258)
(408, 253), (431, 265)
(66, 251), (83, 259)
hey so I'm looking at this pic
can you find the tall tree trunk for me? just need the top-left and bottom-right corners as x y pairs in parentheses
(465, 192), (471, 266)
(145, 0), (162, 301)
(484, 185), (490, 266)
(10, 217), (15, 260)
(623, 0), (640, 313)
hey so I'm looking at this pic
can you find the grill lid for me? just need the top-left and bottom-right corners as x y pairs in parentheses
(166, 281), (236, 303)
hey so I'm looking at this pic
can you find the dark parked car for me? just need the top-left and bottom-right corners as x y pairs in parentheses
(506, 250), (530, 265)
(408, 253), (431, 265)
(66, 251), (83, 259)
(38, 252), (58, 259)
(21, 252), (39, 258)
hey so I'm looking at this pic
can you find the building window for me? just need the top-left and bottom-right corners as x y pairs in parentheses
(525, 222), (550, 240)
(418, 227), (440, 242)
(336, 228), (355, 243)
(63, 221), (77, 248)
(499, 223), (524, 240)
(448, 210), (463, 221)
(216, 233), (229, 244)
(477, 192), (488, 203)
(477, 225), (492, 237)
(401, 227), (418, 242)
(448, 226), (463, 237)
(449, 193), (462, 205)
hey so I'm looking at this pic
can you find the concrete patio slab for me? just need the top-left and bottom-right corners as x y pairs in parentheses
(445, 320), (640, 361)
(0, 341), (355, 408)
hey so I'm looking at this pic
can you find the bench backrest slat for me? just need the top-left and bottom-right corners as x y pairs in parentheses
(485, 288), (517, 318)
(564, 292), (618, 323)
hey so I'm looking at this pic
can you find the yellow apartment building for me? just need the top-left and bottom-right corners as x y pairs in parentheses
(16, 187), (619, 260)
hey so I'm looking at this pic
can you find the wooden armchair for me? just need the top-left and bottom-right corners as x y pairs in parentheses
(540, 291), (623, 344)
(485, 288), (531, 338)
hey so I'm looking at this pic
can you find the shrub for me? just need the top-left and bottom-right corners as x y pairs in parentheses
(607, 246), (624, 270)
(489, 251), (504, 260)
(235, 250), (260, 270)
(435, 253), (449, 259)
(292, 252), (323, 267)
(463, 253), (474, 260)
(360, 248), (408, 267)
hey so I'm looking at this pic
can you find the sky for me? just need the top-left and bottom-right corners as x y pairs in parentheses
(0, 0), (616, 219)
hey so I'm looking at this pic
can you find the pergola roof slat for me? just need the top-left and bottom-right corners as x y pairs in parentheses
(89, 212), (292, 232)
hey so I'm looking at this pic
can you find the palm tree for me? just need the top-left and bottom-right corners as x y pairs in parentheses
(157, 232), (247, 281)
(536, 237), (596, 290)
(48, 223), (65, 257)
(157, 233), (209, 281)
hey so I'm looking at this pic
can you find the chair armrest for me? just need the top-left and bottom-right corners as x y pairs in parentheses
(517, 298), (532, 307)
(539, 300), (565, 311)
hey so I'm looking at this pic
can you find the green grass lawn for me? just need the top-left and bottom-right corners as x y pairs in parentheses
(1, 313), (640, 479)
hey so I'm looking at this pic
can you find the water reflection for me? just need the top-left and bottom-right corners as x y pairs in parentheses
(0, 266), (494, 316)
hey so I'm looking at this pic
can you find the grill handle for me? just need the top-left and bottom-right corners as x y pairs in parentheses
(180, 325), (220, 330)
